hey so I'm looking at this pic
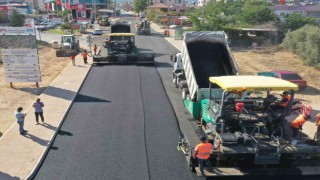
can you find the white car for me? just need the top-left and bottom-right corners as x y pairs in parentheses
(92, 29), (103, 35)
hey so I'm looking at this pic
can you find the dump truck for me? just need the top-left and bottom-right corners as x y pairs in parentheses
(171, 31), (238, 102)
(99, 16), (110, 26)
(110, 21), (131, 33)
(93, 22), (154, 64)
(135, 20), (151, 35)
(55, 34), (80, 57)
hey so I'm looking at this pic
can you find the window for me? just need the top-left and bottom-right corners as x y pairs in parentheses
(210, 101), (220, 114)
(281, 73), (302, 80)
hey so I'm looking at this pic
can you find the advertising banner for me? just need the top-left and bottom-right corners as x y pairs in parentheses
(0, 27), (35, 35)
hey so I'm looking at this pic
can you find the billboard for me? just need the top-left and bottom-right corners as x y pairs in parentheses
(0, 27), (41, 83)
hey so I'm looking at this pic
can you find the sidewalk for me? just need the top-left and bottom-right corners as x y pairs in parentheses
(0, 56), (92, 179)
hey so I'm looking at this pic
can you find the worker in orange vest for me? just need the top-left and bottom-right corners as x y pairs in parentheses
(291, 114), (308, 138)
(316, 113), (320, 133)
(271, 91), (291, 110)
(193, 136), (216, 176)
(81, 50), (88, 64)
(93, 44), (97, 55)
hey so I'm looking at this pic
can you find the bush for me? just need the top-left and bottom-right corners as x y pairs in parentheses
(282, 25), (320, 67)
(60, 23), (71, 29)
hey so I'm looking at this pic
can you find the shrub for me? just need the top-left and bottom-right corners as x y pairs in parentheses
(282, 25), (320, 67)
(60, 23), (71, 29)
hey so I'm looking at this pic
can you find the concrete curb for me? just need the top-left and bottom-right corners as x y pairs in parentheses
(25, 59), (93, 180)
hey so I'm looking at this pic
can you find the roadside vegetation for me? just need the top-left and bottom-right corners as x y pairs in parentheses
(282, 25), (320, 68)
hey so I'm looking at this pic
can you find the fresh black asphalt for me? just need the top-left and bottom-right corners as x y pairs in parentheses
(34, 19), (195, 180)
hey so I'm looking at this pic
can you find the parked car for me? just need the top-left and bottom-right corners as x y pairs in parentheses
(257, 70), (307, 90)
(92, 28), (103, 35)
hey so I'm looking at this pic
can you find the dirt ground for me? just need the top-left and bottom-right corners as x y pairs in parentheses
(232, 47), (320, 105)
(0, 42), (70, 137)
(1, 43), (319, 137)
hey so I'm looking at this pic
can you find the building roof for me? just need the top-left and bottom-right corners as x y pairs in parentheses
(271, 5), (320, 11)
(147, 3), (169, 9)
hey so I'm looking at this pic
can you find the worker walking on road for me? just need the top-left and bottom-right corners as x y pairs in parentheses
(193, 136), (215, 176)
(70, 53), (76, 66)
(93, 44), (97, 55)
(15, 107), (28, 135)
(33, 98), (44, 124)
(82, 50), (88, 64)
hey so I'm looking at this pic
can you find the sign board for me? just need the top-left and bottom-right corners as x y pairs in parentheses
(1, 49), (38, 56)
(5, 75), (41, 82)
(0, 27), (35, 35)
(2, 56), (39, 64)
(71, 25), (80, 30)
(25, 18), (35, 28)
(76, 3), (87, 11)
(4, 65), (40, 71)
(5, 70), (41, 76)
(0, 6), (8, 11)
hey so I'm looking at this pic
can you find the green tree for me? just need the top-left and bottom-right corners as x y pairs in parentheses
(134, 0), (147, 13)
(282, 25), (320, 67)
(9, 10), (26, 27)
(279, 13), (318, 32)
(240, 0), (275, 25)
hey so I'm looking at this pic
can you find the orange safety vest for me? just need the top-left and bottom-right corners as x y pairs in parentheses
(94, 46), (97, 51)
(280, 95), (291, 107)
(195, 143), (212, 159)
(82, 52), (87, 58)
(316, 113), (320, 126)
(291, 114), (307, 128)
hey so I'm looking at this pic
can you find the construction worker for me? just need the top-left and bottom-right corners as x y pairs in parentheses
(271, 91), (291, 110)
(93, 44), (97, 55)
(81, 50), (88, 64)
(193, 136), (214, 176)
(291, 113), (309, 138)
(316, 113), (320, 133)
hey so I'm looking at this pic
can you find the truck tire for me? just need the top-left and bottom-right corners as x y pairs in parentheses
(182, 88), (189, 100)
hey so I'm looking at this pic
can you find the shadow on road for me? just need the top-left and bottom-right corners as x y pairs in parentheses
(58, 130), (73, 136)
(74, 94), (111, 103)
(297, 86), (320, 96)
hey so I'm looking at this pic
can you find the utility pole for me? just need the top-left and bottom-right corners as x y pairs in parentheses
(201, 0), (206, 22)
(114, 0), (117, 17)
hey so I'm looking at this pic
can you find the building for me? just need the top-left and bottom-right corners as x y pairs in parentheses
(152, 0), (186, 13)
(271, 4), (320, 18)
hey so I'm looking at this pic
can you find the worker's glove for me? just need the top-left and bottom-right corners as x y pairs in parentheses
(299, 125), (303, 130)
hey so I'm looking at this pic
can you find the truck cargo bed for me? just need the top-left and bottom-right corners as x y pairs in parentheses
(187, 40), (234, 88)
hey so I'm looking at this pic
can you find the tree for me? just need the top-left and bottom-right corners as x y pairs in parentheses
(134, 0), (147, 13)
(9, 10), (26, 27)
(240, 0), (275, 25)
(279, 13), (318, 32)
(282, 25), (320, 67)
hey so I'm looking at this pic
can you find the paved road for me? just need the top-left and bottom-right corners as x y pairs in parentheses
(34, 19), (195, 180)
